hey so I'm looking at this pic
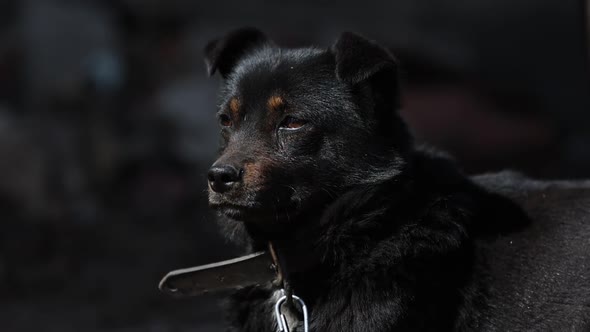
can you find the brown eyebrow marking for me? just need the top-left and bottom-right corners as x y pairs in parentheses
(229, 97), (240, 116)
(267, 95), (284, 111)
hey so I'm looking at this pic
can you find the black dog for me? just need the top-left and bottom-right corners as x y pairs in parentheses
(203, 28), (590, 331)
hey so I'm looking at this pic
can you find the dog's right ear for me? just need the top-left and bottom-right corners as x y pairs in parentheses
(204, 28), (270, 78)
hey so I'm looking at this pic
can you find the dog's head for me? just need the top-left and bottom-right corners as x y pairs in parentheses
(205, 28), (411, 227)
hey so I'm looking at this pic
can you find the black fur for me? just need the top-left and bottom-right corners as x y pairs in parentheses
(203, 28), (590, 331)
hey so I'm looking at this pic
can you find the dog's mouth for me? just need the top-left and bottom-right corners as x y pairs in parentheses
(208, 186), (304, 223)
(209, 199), (268, 221)
(209, 193), (299, 223)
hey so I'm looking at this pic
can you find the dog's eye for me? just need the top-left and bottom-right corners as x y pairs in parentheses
(279, 116), (306, 130)
(218, 114), (232, 127)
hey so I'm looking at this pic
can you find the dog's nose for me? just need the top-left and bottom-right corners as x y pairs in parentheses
(208, 164), (242, 193)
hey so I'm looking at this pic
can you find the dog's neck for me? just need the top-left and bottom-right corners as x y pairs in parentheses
(243, 210), (327, 277)
(242, 174), (409, 299)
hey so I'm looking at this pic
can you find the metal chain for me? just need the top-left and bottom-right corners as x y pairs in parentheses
(274, 289), (309, 332)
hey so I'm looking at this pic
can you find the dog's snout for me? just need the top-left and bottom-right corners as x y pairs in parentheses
(208, 164), (243, 193)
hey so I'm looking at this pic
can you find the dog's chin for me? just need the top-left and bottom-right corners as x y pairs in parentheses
(214, 204), (252, 221)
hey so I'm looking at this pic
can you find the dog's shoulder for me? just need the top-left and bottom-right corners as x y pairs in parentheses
(473, 170), (590, 229)
(471, 171), (590, 330)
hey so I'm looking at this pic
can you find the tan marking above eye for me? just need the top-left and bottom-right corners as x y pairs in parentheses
(229, 97), (240, 115)
(267, 95), (284, 111)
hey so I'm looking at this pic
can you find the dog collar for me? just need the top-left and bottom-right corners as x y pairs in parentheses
(159, 243), (310, 331)
(158, 249), (277, 297)
(158, 241), (303, 297)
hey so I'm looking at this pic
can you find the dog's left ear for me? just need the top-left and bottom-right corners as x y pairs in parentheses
(204, 27), (270, 78)
(332, 32), (398, 86)
(332, 33), (408, 145)
(332, 32), (400, 111)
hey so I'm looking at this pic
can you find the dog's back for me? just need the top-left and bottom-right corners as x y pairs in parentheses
(473, 172), (590, 330)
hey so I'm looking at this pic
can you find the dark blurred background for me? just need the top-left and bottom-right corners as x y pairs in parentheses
(0, 0), (588, 331)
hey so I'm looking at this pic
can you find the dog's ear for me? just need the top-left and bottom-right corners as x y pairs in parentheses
(332, 32), (398, 85)
(331, 32), (400, 109)
(332, 33), (408, 146)
(204, 27), (270, 78)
